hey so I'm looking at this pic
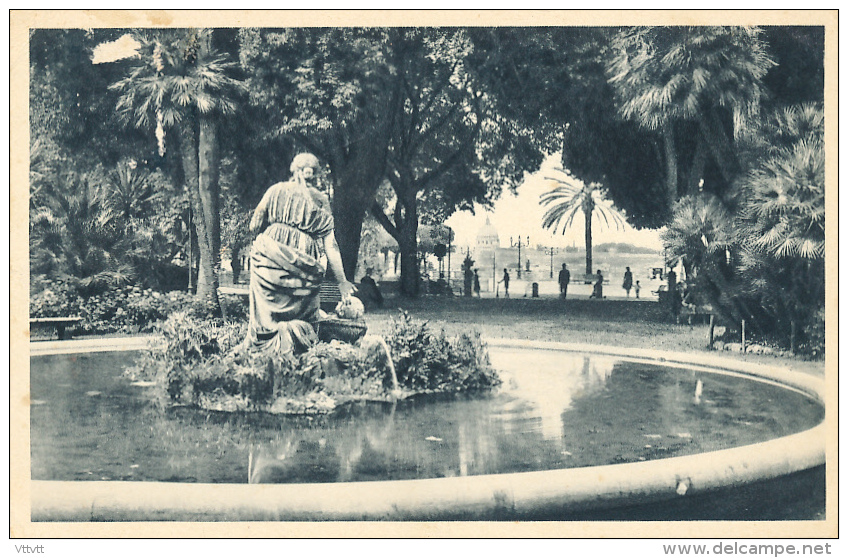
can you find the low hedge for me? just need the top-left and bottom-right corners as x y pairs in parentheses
(30, 278), (247, 335)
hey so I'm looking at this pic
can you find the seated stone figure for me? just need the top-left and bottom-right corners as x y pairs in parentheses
(242, 153), (355, 354)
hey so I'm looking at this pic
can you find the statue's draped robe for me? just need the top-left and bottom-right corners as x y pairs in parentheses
(244, 181), (334, 353)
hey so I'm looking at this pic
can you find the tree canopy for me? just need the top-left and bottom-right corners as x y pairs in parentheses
(469, 26), (824, 229)
(30, 25), (826, 322)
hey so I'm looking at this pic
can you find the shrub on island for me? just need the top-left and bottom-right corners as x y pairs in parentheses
(126, 311), (500, 414)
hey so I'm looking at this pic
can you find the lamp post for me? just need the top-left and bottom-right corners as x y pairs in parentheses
(492, 251), (497, 296)
(510, 236), (528, 279)
(447, 234), (452, 281)
(544, 246), (558, 278)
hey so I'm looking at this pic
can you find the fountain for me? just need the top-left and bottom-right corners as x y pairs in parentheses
(28, 336), (825, 521)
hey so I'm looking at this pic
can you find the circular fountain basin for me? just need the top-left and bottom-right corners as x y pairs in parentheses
(29, 338), (825, 521)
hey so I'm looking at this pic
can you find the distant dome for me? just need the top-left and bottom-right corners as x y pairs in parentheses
(476, 216), (500, 248)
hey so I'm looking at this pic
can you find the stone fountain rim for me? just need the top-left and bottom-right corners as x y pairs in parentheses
(29, 336), (825, 522)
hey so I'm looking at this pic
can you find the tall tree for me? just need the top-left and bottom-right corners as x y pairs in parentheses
(661, 103), (824, 348)
(473, 27), (822, 230)
(467, 27), (671, 228)
(29, 29), (147, 167)
(370, 29), (543, 295)
(607, 26), (775, 208)
(239, 28), (541, 294)
(736, 103), (825, 342)
(540, 168), (627, 277)
(110, 29), (243, 314)
(238, 27), (399, 279)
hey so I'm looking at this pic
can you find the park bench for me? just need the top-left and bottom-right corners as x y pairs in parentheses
(575, 274), (610, 285)
(30, 316), (82, 340)
(319, 282), (343, 311)
(678, 304), (714, 325)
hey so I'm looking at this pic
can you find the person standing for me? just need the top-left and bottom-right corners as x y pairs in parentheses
(231, 248), (242, 285)
(499, 268), (510, 298)
(558, 263), (571, 299)
(622, 266), (633, 298)
(463, 260), (474, 297)
(667, 269), (681, 319)
(634, 280), (641, 299)
(473, 269), (481, 297)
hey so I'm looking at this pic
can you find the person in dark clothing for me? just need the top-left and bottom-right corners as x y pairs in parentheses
(667, 269), (681, 318)
(358, 268), (383, 308)
(589, 269), (604, 299)
(231, 248), (242, 285)
(499, 268), (510, 298)
(622, 266), (633, 297)
(473, 269), (481, 297)
(558, 263), (570, 299)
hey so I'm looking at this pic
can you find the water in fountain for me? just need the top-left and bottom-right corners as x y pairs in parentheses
(30, 349), (823, 485)
(366, 335), (400, 396)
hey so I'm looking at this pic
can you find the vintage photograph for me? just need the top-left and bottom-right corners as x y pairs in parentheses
(10, 10), (836, 538)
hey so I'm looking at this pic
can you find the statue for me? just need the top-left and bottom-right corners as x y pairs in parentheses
(242, 153), (355, 354)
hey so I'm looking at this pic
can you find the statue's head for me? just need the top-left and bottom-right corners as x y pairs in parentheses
(290, 153), (321, 188)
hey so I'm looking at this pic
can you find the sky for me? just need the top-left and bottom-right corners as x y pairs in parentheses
(91, 34), (140, 64)
(446, 154), (664, 252)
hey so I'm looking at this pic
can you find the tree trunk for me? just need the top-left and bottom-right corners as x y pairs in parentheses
(687, 135), (707, 195)
(399, 244), (419, 296)
(397, 192), (420, 297)
(662, 122), (679, 211)
(698, 108), (739, 185)
(331, 178), (368, 279)
(325, 86), (399, 280)
(197, 116), (221, 315)
(584, 209), (593, 278)
(178, 124), (203, 283)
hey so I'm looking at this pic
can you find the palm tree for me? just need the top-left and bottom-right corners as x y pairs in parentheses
(661, 104), (825, 350)
(110, 29), (243, 314)
(101, 160), (163, 231)
(735, 103), (824, 349)
(540, 169), (627, 277)
(607, 27), (774, 206)
(661, 193), (739, 319)
(30, 171), (134, 292)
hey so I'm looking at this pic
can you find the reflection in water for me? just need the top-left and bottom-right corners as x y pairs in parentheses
(694, 379), (704, 405)
(492, 353), (614, 441)
(250, 402), (402, 483)
(30, 351), (823, 485)
(249, 353), (617, 481)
